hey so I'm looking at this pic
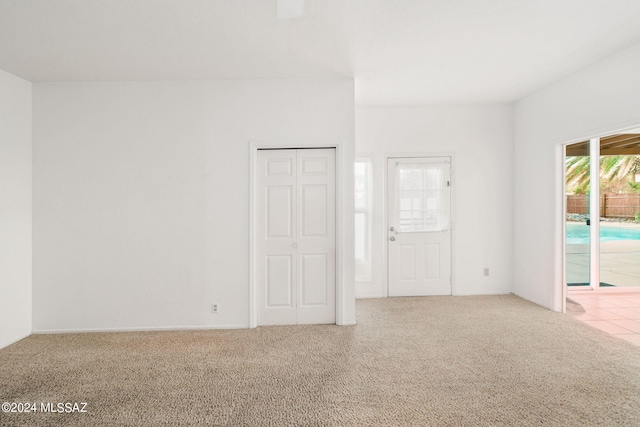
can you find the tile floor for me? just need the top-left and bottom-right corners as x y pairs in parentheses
(567, 290), (640, 346)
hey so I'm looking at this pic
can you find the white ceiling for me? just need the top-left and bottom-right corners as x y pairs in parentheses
(2, 0), (640, 105)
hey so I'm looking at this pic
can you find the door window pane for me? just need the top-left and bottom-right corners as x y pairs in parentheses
(397, 163), (449, 232)
(565, 141), (590, 287)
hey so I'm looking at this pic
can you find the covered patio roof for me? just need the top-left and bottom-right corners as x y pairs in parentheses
(567, 134), (640, 156)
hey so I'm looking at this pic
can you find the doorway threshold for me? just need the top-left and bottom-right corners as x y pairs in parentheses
(566, 291), (640, 346)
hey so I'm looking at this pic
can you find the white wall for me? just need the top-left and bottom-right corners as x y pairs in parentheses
(33, 79), (355, 332)
(0, 70), (32, 348)
(515, 42), (640, 310)
(355, 105), (514, 297)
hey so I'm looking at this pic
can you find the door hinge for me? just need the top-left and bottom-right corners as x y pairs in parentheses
(447, 180), (450, 187)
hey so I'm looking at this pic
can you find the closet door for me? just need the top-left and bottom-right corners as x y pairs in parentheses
(257, 149), (335, 325)
(296, 149), (336, 324)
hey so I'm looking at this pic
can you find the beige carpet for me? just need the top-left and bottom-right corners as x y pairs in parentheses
(1, 295), (639, 426)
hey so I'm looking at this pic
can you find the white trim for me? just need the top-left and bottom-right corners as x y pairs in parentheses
(555, 144), (566, 313)
(383, 152), (456, 297)
(32, 325), (249, 334)
(354, 293), (385, 299)
(339, 321), (357, 326)
(450, 155), (457, 296)
(589, 138), (601, 291)
(0, 332), (31, 350)
(249, 141), (344, 327)
(249, 146), (257, 328)
(335, 143), (345, 325)
(556, 121), (640, 312)
(382, 157), (389, 297)
(454, 291), (512, 296)
(512, 291), (555, 311)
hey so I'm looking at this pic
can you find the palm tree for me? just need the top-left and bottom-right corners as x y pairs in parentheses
(566, 155), (640, 194)
(566, 155), (591, 194)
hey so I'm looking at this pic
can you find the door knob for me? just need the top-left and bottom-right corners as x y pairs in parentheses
(389, 236), (395, 241)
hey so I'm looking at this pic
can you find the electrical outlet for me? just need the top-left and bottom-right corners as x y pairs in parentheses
(211, 303), (219, 313)
(484, 268), (490, 276)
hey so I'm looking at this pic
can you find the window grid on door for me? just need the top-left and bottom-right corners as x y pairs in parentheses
(397, 163), (448, 232)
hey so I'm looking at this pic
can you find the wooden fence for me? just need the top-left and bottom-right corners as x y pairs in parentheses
(566, 193), (640, 218)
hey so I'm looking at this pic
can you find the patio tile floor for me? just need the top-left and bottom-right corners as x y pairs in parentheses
(567, 290), (640, 347)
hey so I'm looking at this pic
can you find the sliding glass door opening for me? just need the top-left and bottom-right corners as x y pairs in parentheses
(565, 134), (640, 290)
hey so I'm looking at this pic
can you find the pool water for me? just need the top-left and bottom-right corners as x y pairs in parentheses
(566, 222), (640, 244)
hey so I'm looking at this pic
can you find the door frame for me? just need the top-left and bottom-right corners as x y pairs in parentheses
(558, 124), (640, 312)
(383, 152), (456, 297)
(249, 141), (344, 328)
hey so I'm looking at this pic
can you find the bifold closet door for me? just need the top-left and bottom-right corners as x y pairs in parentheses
(257, 148), (336, 325)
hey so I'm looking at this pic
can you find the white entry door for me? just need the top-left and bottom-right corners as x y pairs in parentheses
(257, 148), (336, 325)
(387, 157), (452, 296)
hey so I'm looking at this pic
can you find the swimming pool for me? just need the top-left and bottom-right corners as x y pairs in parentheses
(566, 222), (640, 244)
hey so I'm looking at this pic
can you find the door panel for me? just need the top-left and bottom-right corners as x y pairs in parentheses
(266, 255), (293, 307)
(301, 156), (328, 175)
(266, 186), (293, 238)
(267, 157), (293, 176)
(399, 245), (416, 280)
(424, 243), (440, 279)
(301, 254), (328, 306)
(297, 149), (336, 325)
(258, 150), (298, 325)
(257, 148), (336, 325)
(388, 157), (452, 296)
(301, 185), (327, 237)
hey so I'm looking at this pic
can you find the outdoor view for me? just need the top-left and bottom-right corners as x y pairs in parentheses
(565, 138), (640, 288)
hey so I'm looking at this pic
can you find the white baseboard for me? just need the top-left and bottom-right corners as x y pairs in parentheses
(0, 332), (31, 350)
(512, 291), (555, 311)
(338, 321), (357, 326)
(452, 291), (513, 296)
(32, 324), (249, 334)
